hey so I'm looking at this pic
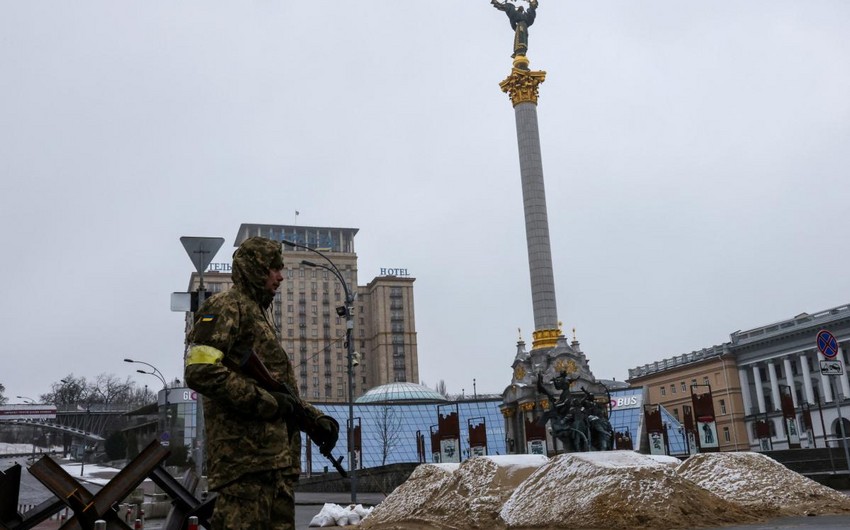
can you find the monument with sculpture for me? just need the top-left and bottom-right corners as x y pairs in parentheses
(493, 0), (614, 455)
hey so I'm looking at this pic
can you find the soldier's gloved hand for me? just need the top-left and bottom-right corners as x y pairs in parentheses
(313, 415), (339, 452)
(269, 391), (298, 419)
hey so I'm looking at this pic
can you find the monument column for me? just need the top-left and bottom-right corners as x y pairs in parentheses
(501, 62), (560, 350)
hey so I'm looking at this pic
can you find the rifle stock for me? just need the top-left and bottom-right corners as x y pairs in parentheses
(238, 349), (348, 478)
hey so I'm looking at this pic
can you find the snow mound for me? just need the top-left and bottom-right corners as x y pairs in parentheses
(360, 463), (457, 528)
(646, 454), (681, 468)
(361, 455), (547, 529)
(501, 451), (755, 529)
(677, 452), (850, 516)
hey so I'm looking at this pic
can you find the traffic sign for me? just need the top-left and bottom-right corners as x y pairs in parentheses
(820, 360), (844, 376)
(180, 237), (225, 274)
(816, 329), (839, 360)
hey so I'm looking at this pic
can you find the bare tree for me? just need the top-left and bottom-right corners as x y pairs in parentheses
(377, 405), (403, 466)
(0, 382), (7, 405)
(126, 384), (156, 405)
(89, 373), (136, 404)
(435, 380), (449, 398)
(40, 373), (150, 406)
(40, 374), (88, 405)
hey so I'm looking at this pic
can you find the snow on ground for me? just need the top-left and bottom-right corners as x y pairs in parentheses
(677, 452), (850, 517)
(500, 451), (754, 530)
(0, 442), (143, 487)
(366, 451), (828, 529)
(360, 463), (456, 528)
(645, 454), (681, 467)
(362, 455), (547, 530)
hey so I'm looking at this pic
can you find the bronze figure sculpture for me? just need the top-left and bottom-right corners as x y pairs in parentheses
(537, 372), (614, 452)
(491, 0), (539, 58)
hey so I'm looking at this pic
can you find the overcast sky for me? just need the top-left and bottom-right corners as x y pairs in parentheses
(2, 1), (849, 402)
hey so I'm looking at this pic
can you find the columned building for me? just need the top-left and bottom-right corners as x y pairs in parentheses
(629, 303), (850, 452)
(185, 223), (419, 403)
(732, 304), (850, 450)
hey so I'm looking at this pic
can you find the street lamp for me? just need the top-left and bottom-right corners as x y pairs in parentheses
(282, 239), (358, 503)
(125, 358), (171, 446)
(16, 396), (36, 404)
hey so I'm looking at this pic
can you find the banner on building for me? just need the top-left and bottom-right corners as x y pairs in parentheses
(437, 404), (461, 463)
(755, 418), (773, 451)
(440, 438), (460, 463)
(430, 425), (441, 463)
(779, 385), (800, 448)
(468, 417), (487, 457)
(691, 384), (719, 452)
(696, 417), (719, 449)
(683, 405), (698, 455)
(644, 405), (667, 455)
(527, 439), (547, 455)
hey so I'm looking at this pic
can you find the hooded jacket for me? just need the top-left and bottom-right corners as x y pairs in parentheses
(185, 236), (321, 489)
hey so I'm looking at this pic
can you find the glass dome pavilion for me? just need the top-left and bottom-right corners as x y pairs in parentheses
(355, 382), (449, 404)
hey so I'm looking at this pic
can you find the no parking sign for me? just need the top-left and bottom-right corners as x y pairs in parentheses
(816, 329), (843, 375)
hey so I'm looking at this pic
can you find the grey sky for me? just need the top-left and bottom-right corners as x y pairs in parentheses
(1, 1), (848, 402)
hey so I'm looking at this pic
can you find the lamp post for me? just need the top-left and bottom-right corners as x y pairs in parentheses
(282, 239), (357, 503)
(81, 406), (90, 476)
(125, 358), (171, 446)
(16, 396), (36, 404)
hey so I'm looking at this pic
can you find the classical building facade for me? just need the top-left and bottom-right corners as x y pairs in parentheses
(732, 304), (850, 450)
(628, 345), (749, 452)
(186, 223), (419, 403)
(629, 303), (850, 452)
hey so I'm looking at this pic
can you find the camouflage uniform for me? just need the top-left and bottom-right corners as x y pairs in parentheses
(185, 236), (323, 529)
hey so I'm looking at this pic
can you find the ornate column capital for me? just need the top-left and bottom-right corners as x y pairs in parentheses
(532, 328), (560, 350)
(500, 68), (547, 107)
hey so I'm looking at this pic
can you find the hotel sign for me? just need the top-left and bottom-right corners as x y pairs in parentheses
(206, 262), (232, 273)
(380, 268), (410, 277)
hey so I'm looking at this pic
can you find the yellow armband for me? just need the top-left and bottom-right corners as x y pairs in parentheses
(186, 345), (224, 366)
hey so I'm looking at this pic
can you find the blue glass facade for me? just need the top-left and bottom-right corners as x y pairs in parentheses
(300, 387), (688, 472)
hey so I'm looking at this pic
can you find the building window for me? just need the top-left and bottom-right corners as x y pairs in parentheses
(723, 427), (730, 442)
(719, 399), (727, 415)
(671, 384), (676, 395)
(703, 376), (710, 386)
(673, 408), (679, 420)
(681, 382), (686, 392)
(660, 386), (666, 397)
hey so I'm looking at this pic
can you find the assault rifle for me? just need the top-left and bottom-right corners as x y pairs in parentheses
(237, 348), (348, 477)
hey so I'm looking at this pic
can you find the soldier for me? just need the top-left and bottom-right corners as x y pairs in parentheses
(185, 236), (338, 529)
